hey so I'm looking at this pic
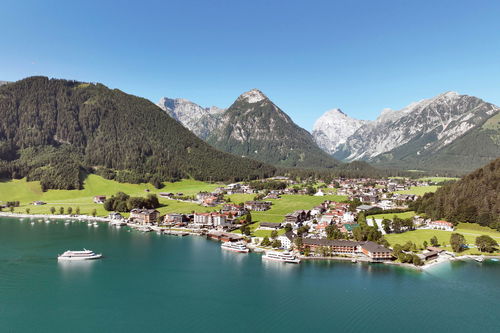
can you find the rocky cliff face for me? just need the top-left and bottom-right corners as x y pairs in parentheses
(312, 109), (369, 154)
(205, 89), (340, 168)
(334, 92), (498, 160)
(157, 97), (224, 139)
(329, 92), (500, 171)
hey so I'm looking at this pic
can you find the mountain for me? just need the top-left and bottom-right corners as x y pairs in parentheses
(332, 92), (500, 172)
(205, 89), (340, 168)
(157, 97), (224, 140)
(411, 157), (500, 228)
(312, 109), (369, 154)
(0, 77), (276, 190)
(0, 81), (9, 86)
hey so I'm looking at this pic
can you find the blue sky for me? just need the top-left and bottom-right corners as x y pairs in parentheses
(1, 0), (499, 130)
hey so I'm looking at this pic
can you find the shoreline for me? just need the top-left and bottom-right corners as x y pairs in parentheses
(2, 213), (500, 270)
(0, 212), (112, 222)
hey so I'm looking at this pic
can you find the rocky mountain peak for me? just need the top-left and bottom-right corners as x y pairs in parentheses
(312, 108), (369, 154)
(237, 89), (267, 104)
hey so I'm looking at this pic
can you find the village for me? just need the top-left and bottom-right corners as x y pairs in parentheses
(90, 176), (461, 267)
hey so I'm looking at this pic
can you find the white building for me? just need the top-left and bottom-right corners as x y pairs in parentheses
(278, 233), (294, 250)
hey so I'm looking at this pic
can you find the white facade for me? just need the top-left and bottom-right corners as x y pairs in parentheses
(278, 235), (292, 250)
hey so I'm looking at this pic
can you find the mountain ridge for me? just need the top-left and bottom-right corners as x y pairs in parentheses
(0, 77), (276, 190)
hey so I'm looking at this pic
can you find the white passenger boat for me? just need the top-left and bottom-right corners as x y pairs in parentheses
(474, 255), (485, 263)
(221, 241), (250, 253)
(262, 251), (300, 264)
(57, 249), (102, 261)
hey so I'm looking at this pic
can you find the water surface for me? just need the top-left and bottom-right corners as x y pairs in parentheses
(1, 217), (499, 332)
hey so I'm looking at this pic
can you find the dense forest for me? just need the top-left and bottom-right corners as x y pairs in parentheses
(410, 158), (500, 229)
(0, 77), (276, 190)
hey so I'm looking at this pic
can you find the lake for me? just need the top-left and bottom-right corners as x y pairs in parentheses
(1, 216), (499, 332)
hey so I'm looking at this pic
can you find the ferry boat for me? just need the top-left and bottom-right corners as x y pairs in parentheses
(57, 249), (102, 261)
(262, 251), (300, 264)
(221, 241), (249, 253)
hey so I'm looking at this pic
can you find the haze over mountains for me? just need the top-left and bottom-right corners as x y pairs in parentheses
(161, 90), (500, 173)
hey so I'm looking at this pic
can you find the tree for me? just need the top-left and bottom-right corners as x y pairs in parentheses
(284, 223), (292, 232)
(382, 219), (392, 234)
(67, 207), (73, 215)
(450, 233), (466, 252)
(326, 224), (342, 240)
(423, 240), (428, 249)
(9, 206), (14, 213)
(270, 230), (278, 239)
(240, 225), (251, 236)
(50, 207), (56, 214)
(306, 186), (316, 196)
(272, 239), (282, 248)
(261, 236), (271, 247)
(75, 206), (80, 215)
(476, 235), (498, 253)
(294, 237), (303, 250)
(245, 212), (252, 224)
(430, 236), (439, 247)
(25, 208), (30, 214)
(91, 209), (97, 217)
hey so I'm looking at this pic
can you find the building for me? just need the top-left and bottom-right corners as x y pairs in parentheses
(221, 204), (246, 217)
(93, 196), (106, 204)
(302, 239), (359, 254)
(284, 210), (310, 224)
(278, 232), (294, 250)
(108, 212), (123, 220)
(193, 212), (228, 227)
(428, 220), (454, 231)
(244, 201), (272, 211)
(32, 201), (46, 206)
(163, 213), (185, 225)
(259, 222), (281, 230)
(130, 208), (160, 224)
(359, 241), (393, 260)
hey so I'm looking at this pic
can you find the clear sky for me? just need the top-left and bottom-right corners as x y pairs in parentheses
(1, 0), (499, 130)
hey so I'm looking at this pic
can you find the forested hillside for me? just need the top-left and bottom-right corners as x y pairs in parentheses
(0, 77), (276, 190)
(411, 158), (500, 228)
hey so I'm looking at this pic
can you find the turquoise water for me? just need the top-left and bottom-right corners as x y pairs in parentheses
(1, 217), (499, 333)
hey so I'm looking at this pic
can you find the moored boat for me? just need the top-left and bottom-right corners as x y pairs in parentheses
(221, 241), (249, 253)
(262, 251), (300, 264)
(57, 249), (102, 261)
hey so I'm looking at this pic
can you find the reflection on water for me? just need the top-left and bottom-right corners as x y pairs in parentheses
(220, 249), (247, 267)
(58, 259), (98, 277)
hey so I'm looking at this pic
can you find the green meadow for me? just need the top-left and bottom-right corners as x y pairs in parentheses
(384, 223), (500, 255)
(395, 185), (440, 195)
(0, 175), (221, 216)
(367, 211), (416, 220)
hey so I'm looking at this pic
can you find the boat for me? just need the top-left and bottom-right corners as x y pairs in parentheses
(138, 226), (152, 232)
(474, 255), (485, 263)
(221, 241), (249, 253)
(57, 249), (102, 261)
(262, 251), (301, 264)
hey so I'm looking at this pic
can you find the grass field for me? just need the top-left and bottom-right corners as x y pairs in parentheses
(0, 175), (221, 216)
(395, 186), (440, 195)
(385, 223), (500, 255)
(417, 177), (459, 183)
(367, 211), (416, 220)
